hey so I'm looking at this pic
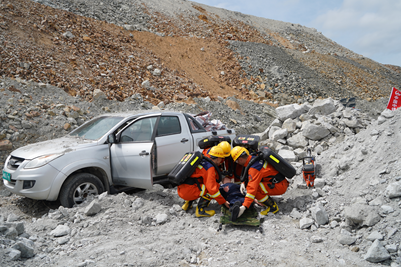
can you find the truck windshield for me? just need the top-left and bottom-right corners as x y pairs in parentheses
(69, 116), (124, 140)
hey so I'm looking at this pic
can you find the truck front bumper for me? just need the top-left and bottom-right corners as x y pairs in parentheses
(3, 158), (62, 201)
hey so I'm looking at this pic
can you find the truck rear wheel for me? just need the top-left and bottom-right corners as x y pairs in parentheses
(59, 173), (105, 208)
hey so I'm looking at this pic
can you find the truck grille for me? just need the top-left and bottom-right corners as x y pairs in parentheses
(7, 156), (25, 170)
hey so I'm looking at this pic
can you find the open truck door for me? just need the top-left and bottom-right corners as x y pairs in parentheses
(109, 116), (158, 190)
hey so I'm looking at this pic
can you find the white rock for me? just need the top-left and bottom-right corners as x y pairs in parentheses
(290, 208), (302, 219)
(302, 123), (330, 140)
(282, 118), (297, 133)
(308, 98), (337, 116)
(380, 205), (394, 214)
(155, 213), (168, 224)
(310, 236), (323, 243)
(310, 205), (329, 225)
(364, 239), (391, 263)
(7, 248), (21, 261)
(84, 200), (102, 216)
(278, 149), (297, 162)
(300, 217), (314, 229)
(338, 234), (356, 245)
(385, 182), (401, 198)
(381, 109), (395, 118)
(152, 69), (161, 76)
(385, 244), (398, 253)
(141, 80), (151, 89)
(366, 231), (384, 241)
(50, 225), (71, 237)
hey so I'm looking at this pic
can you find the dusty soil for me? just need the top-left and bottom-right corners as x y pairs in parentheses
(0, 0), (249, 105)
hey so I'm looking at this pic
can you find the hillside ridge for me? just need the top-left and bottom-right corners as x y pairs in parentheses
(0, 0), (400, 107)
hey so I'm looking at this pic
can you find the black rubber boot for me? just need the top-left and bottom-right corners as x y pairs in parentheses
(260, 196), (279, 215)
(229, 201), (242, 221)
(196, 197), (215, 217)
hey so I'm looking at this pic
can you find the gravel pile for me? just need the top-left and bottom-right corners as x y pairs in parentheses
(0, 90), (400, 266)
(0, 0), (400, 266)
(227, 40), (346, 104)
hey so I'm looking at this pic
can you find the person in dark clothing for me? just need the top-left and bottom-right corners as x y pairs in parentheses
(219, 177), (245, 221)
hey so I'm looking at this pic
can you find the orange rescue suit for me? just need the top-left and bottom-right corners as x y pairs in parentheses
(203, 148), (234, 180)
(177, 156), (226, 205)
(242, 155), (289, 208)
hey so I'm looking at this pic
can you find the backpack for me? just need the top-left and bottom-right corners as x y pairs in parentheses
(168, 151), (222, 185)
(198, 135), (232, 149)
(232, 135), (260, 154)
(240, 146), (296, 186)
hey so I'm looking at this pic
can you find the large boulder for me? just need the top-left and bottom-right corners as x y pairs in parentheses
(271, 128), (288, 141)
(302, 123), (331, 140)
(343, 204), (381, 228)
(308, 98), (337, 116)
(385, 182), (401, 198)
(268, 126), (281, 140)
(287, 132), (308, 148)
(278, 149), (297, 162)
(276, 103), (309, 121)
(310, 205), (329, 225)
(364, 239), (391, 263)
(282, 118), (297, 133)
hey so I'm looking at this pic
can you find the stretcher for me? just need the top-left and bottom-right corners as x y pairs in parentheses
(218, 205), (261, 230)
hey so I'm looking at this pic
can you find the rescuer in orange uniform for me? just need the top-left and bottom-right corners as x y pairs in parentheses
(202, 141), (234, 181)
(230, 146), (289, 217)
(216, 141), (244, 184)
(178, 146), (230, 217)
(217, 141), (234, 178)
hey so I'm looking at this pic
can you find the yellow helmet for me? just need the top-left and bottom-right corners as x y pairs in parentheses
(230, 146), (249, 162)
(208, 146), (225, 159)
(217, 141), (231, 157)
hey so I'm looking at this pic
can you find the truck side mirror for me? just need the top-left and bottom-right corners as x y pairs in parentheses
(107, 134), (116, 144)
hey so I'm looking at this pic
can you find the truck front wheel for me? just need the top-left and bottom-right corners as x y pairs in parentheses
(59, 173), (105, 208)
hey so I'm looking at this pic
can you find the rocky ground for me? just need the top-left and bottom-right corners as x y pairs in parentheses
(0, 0), (401, 267)
(0, 77), (400, 267)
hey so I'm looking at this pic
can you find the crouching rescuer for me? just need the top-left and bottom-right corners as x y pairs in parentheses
(174, 146), (230, 217)
(230, 146), (293, 218)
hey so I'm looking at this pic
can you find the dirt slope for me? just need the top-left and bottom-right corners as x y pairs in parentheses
(0, 0), (400, 107)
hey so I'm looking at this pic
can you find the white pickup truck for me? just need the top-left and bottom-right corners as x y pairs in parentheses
(2, 111), (235, 207)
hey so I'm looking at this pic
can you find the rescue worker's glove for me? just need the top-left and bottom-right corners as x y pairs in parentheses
(240, 183), (246, 195)
(238, 206), (246, 218)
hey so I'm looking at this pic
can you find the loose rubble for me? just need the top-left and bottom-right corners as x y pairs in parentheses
(0, 76), (400, 266)
(0, 0), (400, 266)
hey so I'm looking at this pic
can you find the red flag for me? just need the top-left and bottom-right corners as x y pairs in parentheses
(386, 87), (401, 111)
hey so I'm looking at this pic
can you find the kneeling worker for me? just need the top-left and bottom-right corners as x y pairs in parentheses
(177, 146), (230, 217)
(230, 146), (289, 218)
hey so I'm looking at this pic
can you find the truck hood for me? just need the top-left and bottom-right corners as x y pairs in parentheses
(11, 136), (98, 159)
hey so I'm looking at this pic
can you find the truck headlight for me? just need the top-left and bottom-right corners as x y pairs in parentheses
(24, 153), (64, 169)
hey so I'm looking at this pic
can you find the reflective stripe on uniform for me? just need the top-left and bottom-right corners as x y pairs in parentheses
(263, 160), (268, 169)
(246, 193), (255, 200)
(197, 165), (203, 169)
(258, 195), (269, 202)
(260, 182), (269, 194)
(210, 191), (221, 199)
(199, 184), (206, 196)
(203, 194), (212, 200)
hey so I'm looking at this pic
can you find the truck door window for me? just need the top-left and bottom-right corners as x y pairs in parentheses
(120, 117), (157, 142)
(156, 116), (181, 136)
(184, 114), (206, 133)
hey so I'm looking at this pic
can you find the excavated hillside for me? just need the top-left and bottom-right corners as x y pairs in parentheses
(0, 0), (400, 108)
(0, 1), (401, 267)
